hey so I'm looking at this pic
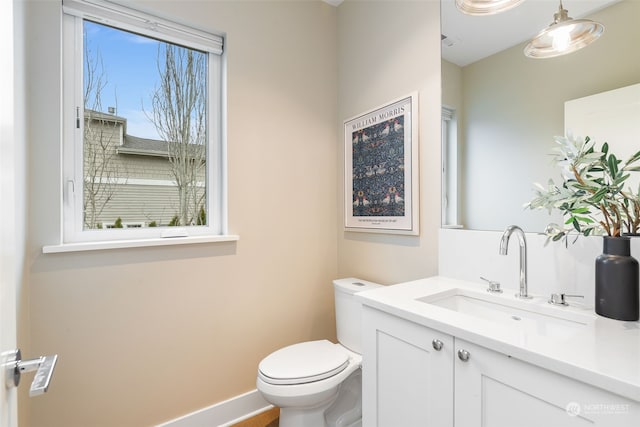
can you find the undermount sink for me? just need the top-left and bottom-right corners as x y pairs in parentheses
(417, 288), (594, 339)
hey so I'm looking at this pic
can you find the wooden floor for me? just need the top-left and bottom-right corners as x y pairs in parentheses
(231, 407), (279, 427)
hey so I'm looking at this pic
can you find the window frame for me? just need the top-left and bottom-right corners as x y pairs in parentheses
(441, 105), (460, 228)
(58, 0), (230, 248)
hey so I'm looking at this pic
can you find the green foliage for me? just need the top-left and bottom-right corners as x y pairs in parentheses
(526, 134), (640, 242)
(114, 217), (123, 228)
(196, 206), (206, 225)
(168, 215), (180, 227)
(148, 221), (157, 227)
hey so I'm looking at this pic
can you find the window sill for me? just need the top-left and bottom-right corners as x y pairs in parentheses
(42, 234), (239, 254)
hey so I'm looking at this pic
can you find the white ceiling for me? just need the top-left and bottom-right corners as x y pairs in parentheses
(441, 0), (620, 66)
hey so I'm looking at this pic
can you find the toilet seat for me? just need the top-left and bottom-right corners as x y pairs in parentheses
(258, 340), (350, 385)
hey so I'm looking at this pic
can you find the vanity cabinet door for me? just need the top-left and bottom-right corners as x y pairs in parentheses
(362, 306), (454, 427)
(454, 339), (640, 427)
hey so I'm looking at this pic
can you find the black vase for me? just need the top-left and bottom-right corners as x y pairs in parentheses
(595, 236), (639, 321)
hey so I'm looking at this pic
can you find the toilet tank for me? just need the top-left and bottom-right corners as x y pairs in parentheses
(333, 278), (382, 354)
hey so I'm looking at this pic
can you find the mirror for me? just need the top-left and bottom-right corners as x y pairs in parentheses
(441, 0), (640, 232)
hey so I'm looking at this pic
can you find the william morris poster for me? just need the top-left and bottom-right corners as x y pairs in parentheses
(344, 93), (419, 235)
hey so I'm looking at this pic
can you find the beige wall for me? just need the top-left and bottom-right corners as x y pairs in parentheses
(23, 1), (338, 426)
(336, 0), (442, 284)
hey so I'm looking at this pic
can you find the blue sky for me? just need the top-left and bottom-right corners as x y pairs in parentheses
(84, 20), (162, 139)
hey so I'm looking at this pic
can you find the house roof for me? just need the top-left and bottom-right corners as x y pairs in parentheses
(85, 109), (202, 159)
(84, 109), (169, 158)
(118, 134), (170, 158)
(85, 109), (127, 125)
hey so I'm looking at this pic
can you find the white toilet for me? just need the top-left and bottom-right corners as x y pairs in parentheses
(256, 278), (381, 427)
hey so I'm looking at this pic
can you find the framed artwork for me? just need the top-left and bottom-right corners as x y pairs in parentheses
(344, 93), (419, 235)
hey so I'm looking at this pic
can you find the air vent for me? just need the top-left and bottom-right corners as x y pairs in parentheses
(441, 34), (455, 48)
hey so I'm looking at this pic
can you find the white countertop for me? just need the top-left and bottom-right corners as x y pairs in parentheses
(356, 276), (640, 402)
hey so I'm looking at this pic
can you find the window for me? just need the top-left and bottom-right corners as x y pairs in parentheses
(441, 106), (460, 227)
(61, 0), (227, 246)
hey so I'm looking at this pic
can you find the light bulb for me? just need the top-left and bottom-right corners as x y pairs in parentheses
(551, 26), (572, 52)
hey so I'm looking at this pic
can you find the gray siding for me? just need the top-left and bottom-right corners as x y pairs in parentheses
(83, 115), (205, 228)
(97, 183), (184, 227)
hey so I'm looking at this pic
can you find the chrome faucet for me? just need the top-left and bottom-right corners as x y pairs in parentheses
(499, 225), (532, 299)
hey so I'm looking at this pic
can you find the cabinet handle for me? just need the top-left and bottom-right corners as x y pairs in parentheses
(457, 349), (470, 362)
(432, 339), (444, 351)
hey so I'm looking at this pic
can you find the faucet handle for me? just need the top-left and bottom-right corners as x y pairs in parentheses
(480, 277), (503, 293)
(548, 293), (584, 306)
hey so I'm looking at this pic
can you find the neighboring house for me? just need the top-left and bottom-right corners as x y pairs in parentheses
(83, 109), (205, 229)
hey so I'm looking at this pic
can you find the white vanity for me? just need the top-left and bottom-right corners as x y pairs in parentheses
(357, 276), (640, 426)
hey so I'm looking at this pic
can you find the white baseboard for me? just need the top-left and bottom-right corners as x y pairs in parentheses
(156, 389), (273, 427)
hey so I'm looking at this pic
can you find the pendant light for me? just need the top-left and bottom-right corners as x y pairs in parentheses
(455, 0), (526, 16)
(524, 0), (604, 59)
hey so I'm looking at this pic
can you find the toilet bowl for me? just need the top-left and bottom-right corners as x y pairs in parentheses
(257, 340), (361, 426)
(256, 278), (382, 427)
